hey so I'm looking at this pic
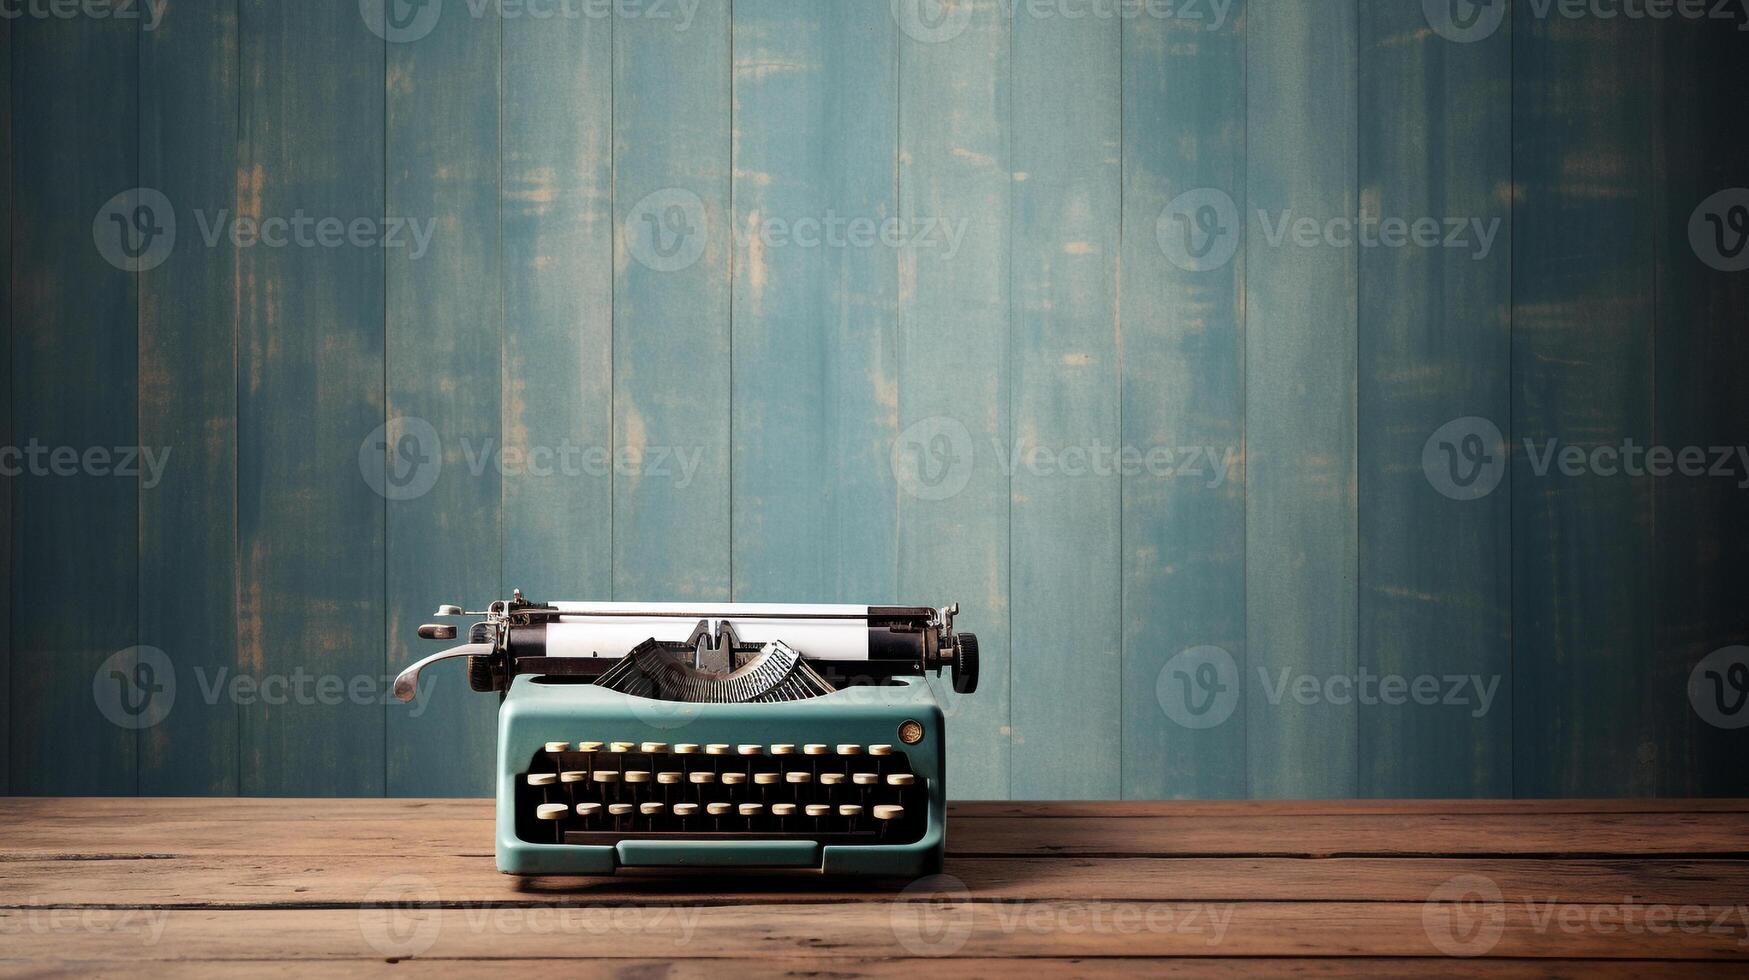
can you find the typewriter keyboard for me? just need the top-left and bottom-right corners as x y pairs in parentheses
(514, 741), (927, 846)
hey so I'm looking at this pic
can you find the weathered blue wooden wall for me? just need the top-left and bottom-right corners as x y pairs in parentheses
(4, 0), (1746, 799)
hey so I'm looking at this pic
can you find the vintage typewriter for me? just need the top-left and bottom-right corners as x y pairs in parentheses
(395, 590), (978, 876)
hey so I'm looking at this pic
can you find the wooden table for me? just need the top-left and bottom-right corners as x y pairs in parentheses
(2, 799), (1746, 976)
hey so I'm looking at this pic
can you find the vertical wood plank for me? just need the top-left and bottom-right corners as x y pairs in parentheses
(1244, 0), (1358, 798)
(612, 0), (731, 602)
(502, 11), (613, 601)
(384, 0), (502, 796)
(1652, 16), (1749, 795)
(730, 0), (899, 605)
(138, 0), (240, 796)
(237, 0), (385, 796)
(1510, 9), (1655, 797)
(1009, 9), (1121, 799)
(10, 12), (139, 795)
(1355, 0), (1512, 796)
(896, 0), (1010, 799)
(1120, 1), (1248, 799)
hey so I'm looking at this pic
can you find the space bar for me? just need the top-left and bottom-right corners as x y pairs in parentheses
(615, 839), (821, 868)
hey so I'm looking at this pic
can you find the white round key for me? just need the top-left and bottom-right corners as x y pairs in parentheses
(737, 744), (762, 756)
(753, 772), (781, 785)
(721, 773), (747, 785)
(640, 802), (664, 815)
(536, 803), (568, 820)
(559, 771), (587, 784)
(705, 743), (731, 755)
(820, 773), (846, 786)
(785, 771), (812, 784)
(886, 773), (915, 786)
(803, 744), (829, 756)
(673, 743), (700, 755)
(640, 741), (668, 753)
(608, 803), (634, 816)
(769, 744), (795, 755)
(706, 802), (732, 816)
(673, 803), (698, 816)
(623, 770), (651, 783)
(592, 770), (620, 783)
(576, 741), (603, 752)
(874, 805), (904, 821)
(805, 804), (830, 817)
(575, 802), (601, 817)
(544, 741), (570, 754)
(657, 771), (683, 785)
(609, 741), (635, 753)
(689, 772), (717, 784)
(836, 744), (862, 755)
(869, 745), (895, 756)
(527, 772), (558, 786)
(853, 773), (879, 786)
(771, 803), (796, 817)
(839, 804), (863, 817)
(739, 803), (763, 816)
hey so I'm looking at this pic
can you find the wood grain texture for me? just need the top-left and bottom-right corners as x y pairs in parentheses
(1120, 0), (1248, 800)
(1355, 0), (1512, 797)
(137, 0), (239, 797)
(1510, 3), (1657, 797)
(8, 11), (138, 795)
(2, 799), (1746, 969)
(501, 9), (614, 600)
(384, 0), (502, 797)
(729, 0), (900, 606)
(235, 0), (385, 795)
(896, 0), (1012, 801)
(1243, 0), (1359, 798)
(1008, 0), (1122, 800)
(1650, 13), (1749, 795)
(611, 0), (732, 602)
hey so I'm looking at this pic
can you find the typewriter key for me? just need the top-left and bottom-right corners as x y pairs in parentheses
(737, 744), (762, 755)
(623, 770), (651, 784)
(769, 744), (795, 755)
(785, 771), (811, 783)
(705, 743), (731, 756)
(609, 741), (635, 753)
(836, 744), (862, 755)
(688, 771), (716, 783)
(640, 801), (664, 817)
(868, 745), (894, 756)
(527, 772), (557, 786)
(592, 770), (620, 783)
(803, 744), (829, 755)
(753, 772), (780, 785)
(886, 773), (915, 786)
(853, 773), (879, 785)
(874, 804), (903, 820)
(640, 741), (667, 753)
(544, 741), (569, 754)
(559, 771), (587, 783)
(657, 771), (682, 784)
(576, 801), (602, 818)
(536, 803), (568, 820)
(820, 773), (845, 786)
(673, 743), (699, 754)
(576, 741), (603, 753)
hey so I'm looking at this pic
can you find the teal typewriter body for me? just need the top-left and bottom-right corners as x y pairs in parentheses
(395, 591), (979, 877)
